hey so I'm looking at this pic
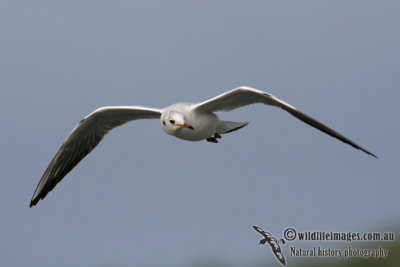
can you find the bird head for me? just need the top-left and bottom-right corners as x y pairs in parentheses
(161, 111), (193, 133)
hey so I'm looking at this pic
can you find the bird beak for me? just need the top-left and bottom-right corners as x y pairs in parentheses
(180, 123), (194, 130)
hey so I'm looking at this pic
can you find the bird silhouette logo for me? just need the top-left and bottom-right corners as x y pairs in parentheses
(253, 225), (286, 265)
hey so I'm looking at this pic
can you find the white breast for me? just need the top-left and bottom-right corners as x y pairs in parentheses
(161, 103), (219, 141)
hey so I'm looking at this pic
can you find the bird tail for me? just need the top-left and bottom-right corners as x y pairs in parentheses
(217, 120), (249, 134)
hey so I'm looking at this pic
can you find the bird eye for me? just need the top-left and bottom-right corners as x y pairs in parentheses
(162, 121), (166, 126)
(169, 120), (175, 124)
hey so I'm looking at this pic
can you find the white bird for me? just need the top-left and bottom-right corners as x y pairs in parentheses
(30, 86), (377, 207)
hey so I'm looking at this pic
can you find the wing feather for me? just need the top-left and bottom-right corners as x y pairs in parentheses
(194, 86), (377, 158)
(30, 106), (161, 207)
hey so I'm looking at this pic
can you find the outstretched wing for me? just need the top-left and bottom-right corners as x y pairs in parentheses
(253, 225), (271, 238)
(30, 106), (161, 207)
(194, 86), (377, 158)
(269, 239), (286, 265)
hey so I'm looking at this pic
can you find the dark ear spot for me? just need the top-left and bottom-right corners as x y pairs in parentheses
(162, 121), (166, 126)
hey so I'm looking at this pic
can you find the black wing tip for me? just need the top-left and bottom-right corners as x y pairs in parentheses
(30, 189), (49, 208)
(367, 151), (378, 159)
(29, 201), (36, 208)
(359, 147), (378, 159)
(369, 153), (378, 159)
(29, 187), (44, 208)
(29, 197), (39, 208)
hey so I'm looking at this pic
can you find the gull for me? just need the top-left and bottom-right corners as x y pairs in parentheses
(30, 86), (377, 207)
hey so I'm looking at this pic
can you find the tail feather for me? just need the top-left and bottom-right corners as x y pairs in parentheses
(217, 121), (249, 134)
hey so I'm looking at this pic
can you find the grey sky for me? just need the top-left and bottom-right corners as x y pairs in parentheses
(1, 1), (399, 266)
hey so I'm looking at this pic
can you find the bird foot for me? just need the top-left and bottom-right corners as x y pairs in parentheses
(206, 137), (219, 143)
(214, 133), (221, 139)
(206, 133), (222, 143)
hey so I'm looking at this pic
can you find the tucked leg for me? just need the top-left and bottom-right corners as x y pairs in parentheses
(206, 137), (219, 143)
(214, 133), (221, 139)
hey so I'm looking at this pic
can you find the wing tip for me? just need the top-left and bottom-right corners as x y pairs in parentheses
(30, 195), (40, 208)
(30, 184), (48, 208)
(29, 184), (43, 208)
(29, 199), (37, 208)
(358, 147), (378, 159)
(253, 225), (262, 232)
(367, 151), (378, 159)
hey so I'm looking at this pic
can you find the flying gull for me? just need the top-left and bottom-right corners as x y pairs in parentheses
(30, 86), (377, 207)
